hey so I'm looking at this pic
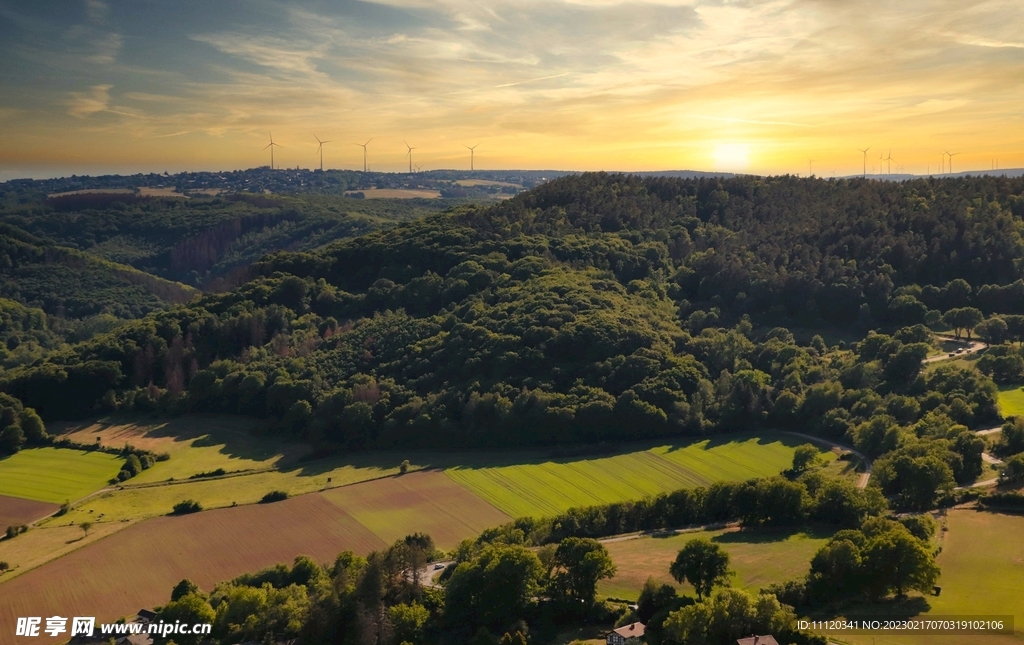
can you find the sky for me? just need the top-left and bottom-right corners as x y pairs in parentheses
(1, 0), (1023, 179)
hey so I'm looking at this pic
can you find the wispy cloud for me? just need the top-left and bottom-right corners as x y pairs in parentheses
(67, 84), (113, 118)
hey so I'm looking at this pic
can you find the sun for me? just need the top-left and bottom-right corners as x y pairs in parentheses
(712, 143), (751, 170)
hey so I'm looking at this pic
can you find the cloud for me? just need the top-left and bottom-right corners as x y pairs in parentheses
(89, 31), (122, 64)
(85, 0), (108, 24)
(67, 84), (113, 118)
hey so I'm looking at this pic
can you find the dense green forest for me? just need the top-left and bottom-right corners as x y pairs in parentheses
(3, 174), (1019, 510)
(1, 193), (460, 289)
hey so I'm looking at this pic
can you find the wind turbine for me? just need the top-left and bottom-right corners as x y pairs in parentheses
(858, 147), (870, 178)
(263, 133), (282, 170)
(314, 134), (331, 172)
(945, 150), (959, 175)
(465, 144), (479, 171)
(808, 159), (815, 177)
(884, 149), (894, 175)
(404, 140), (417, 173)
(354, 139), (372, 172)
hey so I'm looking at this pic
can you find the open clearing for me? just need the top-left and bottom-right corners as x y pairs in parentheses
(345, 188), (441, 199)
(321, 470), (511, 549)
(0, 494), (386, 640)
(446, 434), (820, 518)
(56, 415), (311, 484)
(0, 448), (123, 504)
(598, 526), (831, 601)
(0, 495), (58, 531)
(998, 386), (1024, 417)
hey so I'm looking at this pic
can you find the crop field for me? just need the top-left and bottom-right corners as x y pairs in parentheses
(998, 386), (1024, 417)
(0, 448), (123, 504)
(0, 495), (58, 531)
(445, 434), (821, 518)
(0, 494), (386, 640)
(56, 415), (311, 484)
(598, 526), (832, 601)
(321, 470), (511, 548)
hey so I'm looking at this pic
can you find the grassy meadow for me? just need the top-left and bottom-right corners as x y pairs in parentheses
(997, 386), (1024, 417)
(446, 433), (826, 518)
(0, 448), (123, 504)
(56, 415), (312, 484)
(598, 526), (832, 601)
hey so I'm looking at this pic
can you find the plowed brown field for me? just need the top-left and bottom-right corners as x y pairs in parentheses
(0, 495), (57, 532)
(0, 494), (385, 643)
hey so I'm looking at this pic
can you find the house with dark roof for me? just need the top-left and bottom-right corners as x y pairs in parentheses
(736, 636), (779, 645)
(607, 622), (645, 645)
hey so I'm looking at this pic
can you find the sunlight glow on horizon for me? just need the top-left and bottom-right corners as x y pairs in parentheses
(2, 0), (1024, 179)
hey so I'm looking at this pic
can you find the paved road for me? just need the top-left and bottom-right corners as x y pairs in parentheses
(782, 431), (873, 489)
(413, 560), (454, 588)
(924, 337), (987, 364)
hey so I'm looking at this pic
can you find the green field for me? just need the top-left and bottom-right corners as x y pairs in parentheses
(998, 386), (1024, 417)
(445, 434), (822, 518)
(598, 526), (832, 600)
(0, 448), (124, 504)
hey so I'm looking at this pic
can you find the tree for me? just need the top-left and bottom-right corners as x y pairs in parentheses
(445, 544), (544, 630)
(669, 538), (731, 600)
(155, 593), (215, 645)
(942, 307), (984, 340)
(976, 317), (1009, 345)
(862, 528), (940, 598)
(662, 588), (795, 645)
(791, 443), (821, 473)
(171, 578), (200, 602)
(996, 417), (1024, 457)
(550, 537), (617, 604)
(388, 602), (429, 645)
(1001, 453), (1024, 483)
(807, 539), (863, 601)
(79, 521), (92, 537)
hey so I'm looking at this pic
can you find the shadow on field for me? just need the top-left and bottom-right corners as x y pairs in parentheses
(711, 525), (834, 545)
(807, 595), (932, 621)
(658, 431), (805, 455)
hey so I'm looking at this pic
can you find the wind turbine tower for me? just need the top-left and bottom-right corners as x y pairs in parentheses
(314, 135), (331, 172)
(404, 141), (417, 173)
(354, 139), (372, 172)
(945, 150), (959, 175)
(263, 133), (282, 170)
(858, 147), (870, 178)
(808, 159), (815, 177)
(465, 144), (479, 171)
(884, 149), (894, 175)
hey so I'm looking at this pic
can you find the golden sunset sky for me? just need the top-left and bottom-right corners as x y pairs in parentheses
(1, 0), (1022, 178)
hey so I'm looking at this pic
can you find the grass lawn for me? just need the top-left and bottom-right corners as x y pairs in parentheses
(998, 386), (1024, 417)
(446, 433), (825, 518)
(0, 448), (123, 504)
(55, 415), (311, 484)
(598, 525), (833, 601)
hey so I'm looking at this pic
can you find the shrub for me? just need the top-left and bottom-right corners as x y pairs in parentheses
(0, 561), (9, 572)
(188, 468), (226, 479)
(260, 490), (289, 503)
(172, 500), (203, 515)
(400, 459), (411, 475)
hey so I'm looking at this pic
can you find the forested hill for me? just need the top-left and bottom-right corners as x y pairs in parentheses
(0, 174), (1010, 487)
(0, 192), (457, 291)
(261, 172), (1024, 324)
